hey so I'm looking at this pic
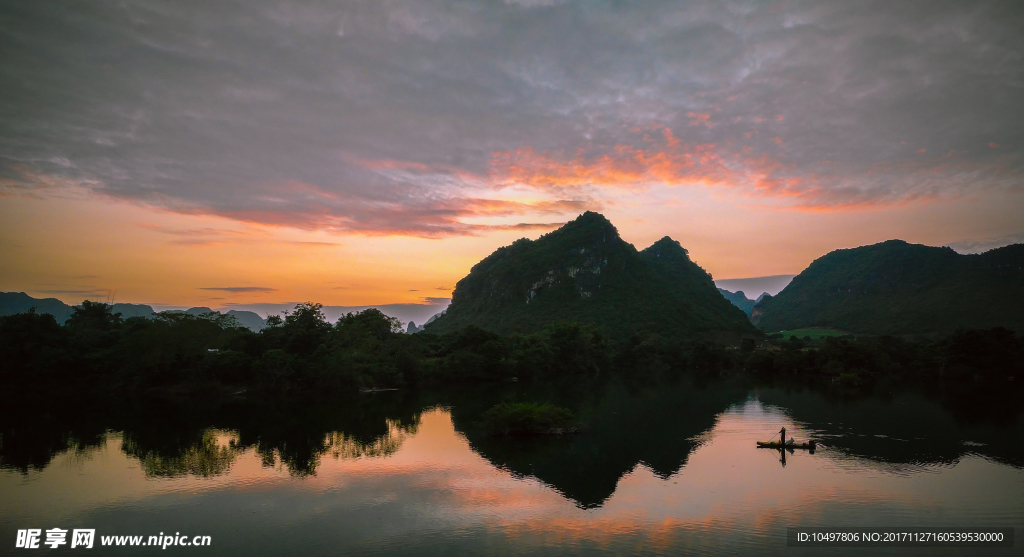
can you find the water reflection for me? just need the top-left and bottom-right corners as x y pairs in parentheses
(1, 377), (1022, 556)
(449, 379), (749, 507)
(754, 387), (1024, 469)
(123, 430), (239, 478)
(0, 392), (424, 478)
(1, 376), (1022, 504)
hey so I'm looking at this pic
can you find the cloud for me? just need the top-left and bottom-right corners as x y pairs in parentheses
(946, 232), (1024, 254)
(490, 124), (1021, 210)
(422, 297), (452, 305)
(199, 287), (277, 293)
(37, 289), (108, 296)
(286, 241), (343, 247)
(135, 223), (252, 246)
(1, 0), (1021, 233)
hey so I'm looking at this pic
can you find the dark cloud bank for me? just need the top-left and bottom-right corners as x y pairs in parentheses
(1, 0), (1022, 236)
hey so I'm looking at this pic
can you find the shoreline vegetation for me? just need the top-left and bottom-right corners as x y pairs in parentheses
(2, 300), (1022, 490)
(1, 301), (1021, 403)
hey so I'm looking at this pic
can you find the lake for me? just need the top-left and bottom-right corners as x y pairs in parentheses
(2, 377), (1022, 555)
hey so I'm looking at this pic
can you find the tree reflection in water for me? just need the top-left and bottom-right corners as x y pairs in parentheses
(123, 430), (240, 478)
(1, 374), (1022, 508)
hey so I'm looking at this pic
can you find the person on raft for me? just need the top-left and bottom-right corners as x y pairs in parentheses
(780, 427), (794, 445)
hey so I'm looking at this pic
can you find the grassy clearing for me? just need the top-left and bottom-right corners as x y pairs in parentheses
(771, 328), (848, 340)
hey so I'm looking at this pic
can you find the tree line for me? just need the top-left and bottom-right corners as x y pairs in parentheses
(1, 301), (1021, 399)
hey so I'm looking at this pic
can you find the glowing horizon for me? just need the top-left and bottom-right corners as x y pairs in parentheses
(1, 1), (1022, 308)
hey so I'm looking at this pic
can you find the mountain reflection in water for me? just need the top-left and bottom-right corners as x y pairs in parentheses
(1, 377), (1022, 556)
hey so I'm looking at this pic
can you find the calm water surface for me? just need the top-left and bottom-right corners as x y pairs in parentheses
(2, 379), (1022, 556)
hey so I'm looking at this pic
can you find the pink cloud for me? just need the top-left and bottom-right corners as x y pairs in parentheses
(687, 112), (713, 128)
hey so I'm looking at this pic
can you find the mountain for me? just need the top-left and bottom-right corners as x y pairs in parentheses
(0, 293), (265, 331)
(714, 274), (795, 297)
(225, 310), (266, 331)
(111, 303), (156, 319)
(165, 307), (266, 331)
(0, 293), (158, 323)
(0, 292), (76, 323)
(424, 212), (758, 340)
(408, 311), (443, 334)
(717, 288), (758, 316)
(752, 240), (1024, 335)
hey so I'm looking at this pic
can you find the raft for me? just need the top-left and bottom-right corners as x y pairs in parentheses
(757, 440), (816, 450)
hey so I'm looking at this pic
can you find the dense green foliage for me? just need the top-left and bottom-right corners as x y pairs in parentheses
(479, 402), (576, 436)
(426, 212), (757, 340)
(0, 302), (619, 396)
(753, 240), (1024, 335)
(3, 299), (1020, 401)
(744, 328), (1024, 387)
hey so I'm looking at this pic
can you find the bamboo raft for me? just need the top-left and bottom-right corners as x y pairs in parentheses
(757, 440), (816, 450)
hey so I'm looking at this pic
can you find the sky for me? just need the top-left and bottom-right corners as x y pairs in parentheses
(1, 0), (1022, 310)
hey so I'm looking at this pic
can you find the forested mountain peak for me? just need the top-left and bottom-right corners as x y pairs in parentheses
(753, 239), (1024, 334)
(426, 213), (756, 340)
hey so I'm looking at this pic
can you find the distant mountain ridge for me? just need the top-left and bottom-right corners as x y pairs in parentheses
(425, 212), (757, 340)
(717, 288), (762, 316)
(0, 292), (268, 332)
(752, 240), (1024, 335)
(714, 274), (795, 297)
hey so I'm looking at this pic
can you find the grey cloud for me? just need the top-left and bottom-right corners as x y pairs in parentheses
(421, 297), (452, 305)
(37, 289), (108, 296)
(1, 0), (1022, 233)
(199, 287), (277, 293)
(946, 232), (1024, 254)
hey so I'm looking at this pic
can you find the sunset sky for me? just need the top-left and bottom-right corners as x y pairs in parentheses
(1, 0), (1022, 310)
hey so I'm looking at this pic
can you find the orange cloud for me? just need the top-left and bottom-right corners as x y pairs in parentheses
(488, 127), (1008, 213)
(205, 193), (582, 238)
(490, 139), (729, 194)
(687, 112), (712, 128)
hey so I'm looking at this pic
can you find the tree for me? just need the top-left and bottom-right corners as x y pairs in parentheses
(65, 300), (123, 349)
(280, 303), (332, 355)
(336, 309), (403, 343)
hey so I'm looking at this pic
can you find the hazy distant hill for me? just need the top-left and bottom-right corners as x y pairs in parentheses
(752, 240), (1024, 335)
(0, 292), (77, 323)
(714, 274), (795, 297)
(163, 307), (267, 331)
(408, 311), (443, 334)
(425, 212), (757, 340)
(0, 293), (158, 323)
(0, 293), (266, 331)
(225, 310), (266, 331)
(717, 288), (759, 316)
(112, 303), (156, 319)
